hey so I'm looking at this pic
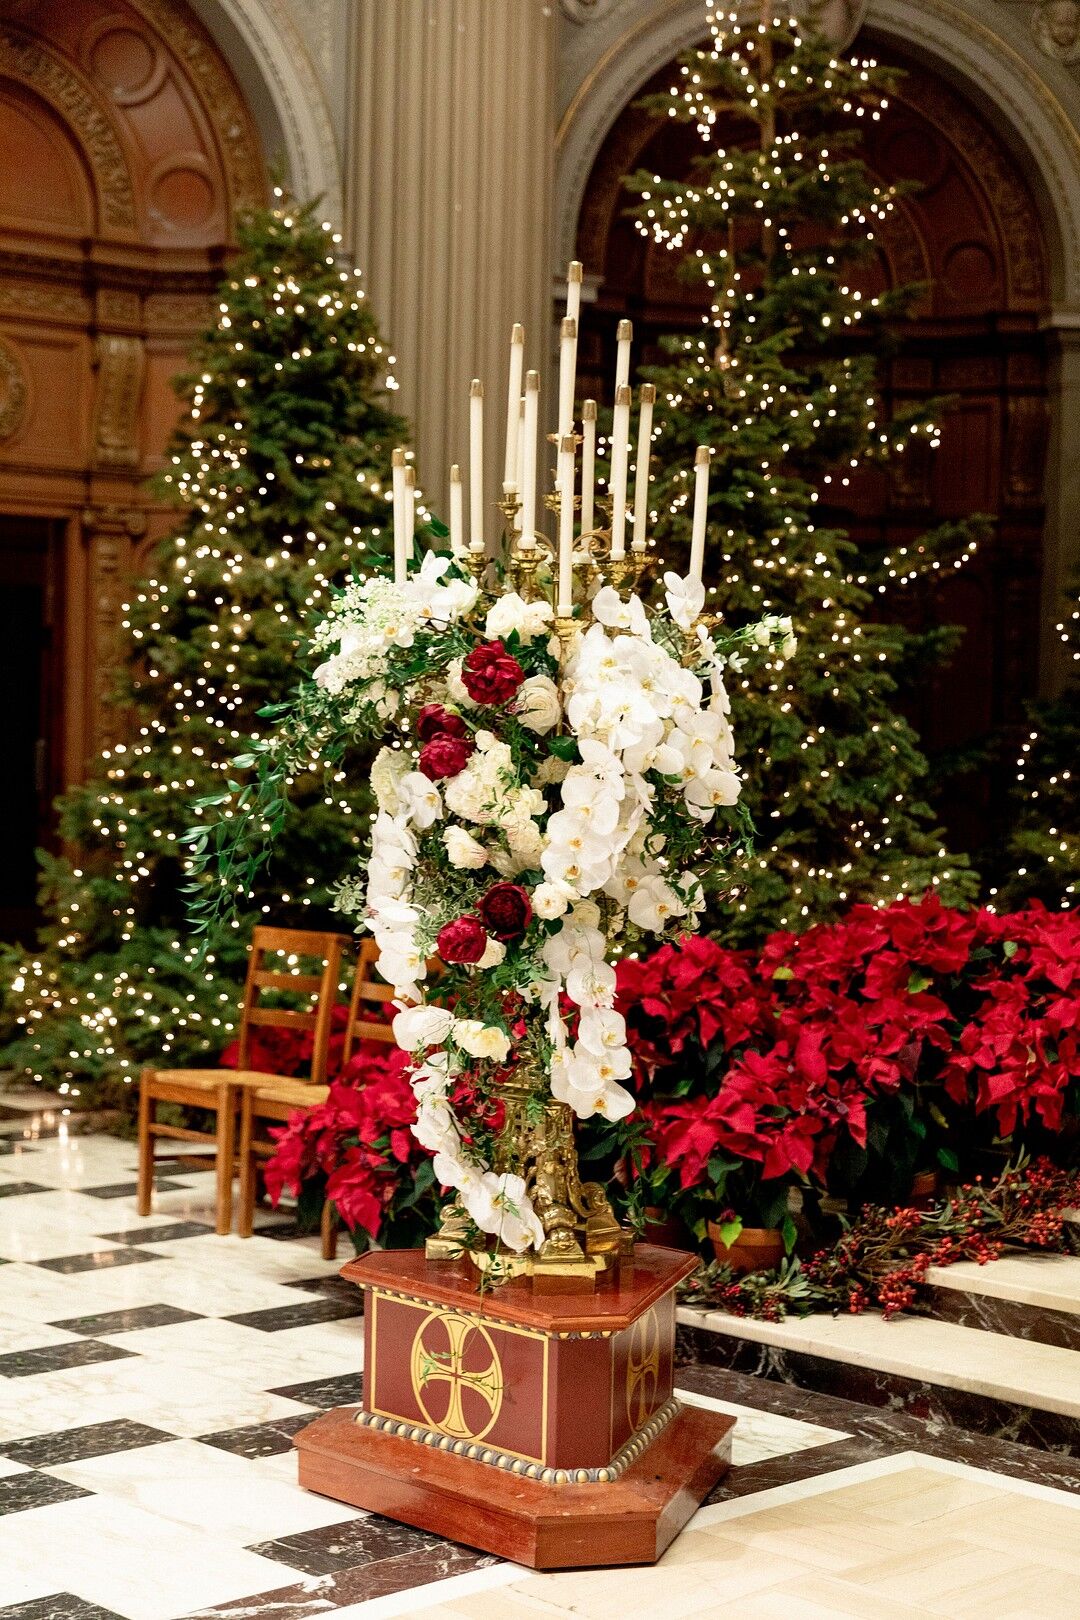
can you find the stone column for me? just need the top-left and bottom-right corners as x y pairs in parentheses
(345, 0), (557, 522)
(1040, 315), (1080, 696)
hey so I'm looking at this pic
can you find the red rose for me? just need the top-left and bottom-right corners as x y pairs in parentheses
(461, 639), (525, 705)
(416, 703), (467, 742)
(480, 882), (533, 941)
(419, 733), (473, 781)
(437, 914), (489, 964)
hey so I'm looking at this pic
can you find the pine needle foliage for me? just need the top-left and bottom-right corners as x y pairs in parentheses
(0, 193), (407, 1099)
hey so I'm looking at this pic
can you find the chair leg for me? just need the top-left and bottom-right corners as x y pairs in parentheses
(321, 1199), (339, 1262)
(237, 1089), (257, 1239)
(215, 1084), (236, 1236)
(136, 1071), (154, 1217)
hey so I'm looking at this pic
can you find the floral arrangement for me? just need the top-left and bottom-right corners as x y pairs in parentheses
(681, 1156), (1080, 1322)
(612, 896), (1080, 1242)
(190, 543), (794, 1254)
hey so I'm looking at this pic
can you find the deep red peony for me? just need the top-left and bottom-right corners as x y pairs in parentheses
(436, 913), (489, 963)
(418, 733), (473, 781)
(461, 639), (525, 705)
(416, 703), (467, 742)
(480, 882), (533, 940)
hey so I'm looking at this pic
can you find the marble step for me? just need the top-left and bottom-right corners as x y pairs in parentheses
(922, 1253), (1080, 1350)
(677, 1304), (1080, 1457)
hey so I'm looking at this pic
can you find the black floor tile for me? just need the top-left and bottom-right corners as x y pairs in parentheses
(225, 1296), (362, 1332)
(265, 1371), (362, 1408)
(249, 1220), (308, 1242)
(186, 1545), (497, 1616)
(195, 1413), (313, 1459)
(1, 1419), (176, 1468)
(35, 1249), (163, 1274)
(0, 1596), (125, 1619)
(0, 1182), (50, 1198)
(80, 1180), (186, 1198)
(0, 1473), (92, 1516)
(284, 1275), (363, 1307)
(248, 1514), (441, 1576)
(94, 1222), (214, 1245)
(49, 1304), (204, 1337)
(0, 1340), (137, 1378)
(0, 1142), (37, 1156)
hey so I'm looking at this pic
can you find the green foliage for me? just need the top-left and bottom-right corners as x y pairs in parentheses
(0, 192), (407, 1099)
(625, 17), (980, 940)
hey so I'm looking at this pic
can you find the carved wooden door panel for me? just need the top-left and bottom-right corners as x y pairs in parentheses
(575, 44), (1049, 854)
(0, 0), (264, 921)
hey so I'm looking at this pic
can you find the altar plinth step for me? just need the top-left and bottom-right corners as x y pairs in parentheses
(294, 1401), (735, 1569)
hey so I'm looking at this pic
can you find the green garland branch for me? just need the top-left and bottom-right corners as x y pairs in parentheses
(679, 1157), (1080, 1323)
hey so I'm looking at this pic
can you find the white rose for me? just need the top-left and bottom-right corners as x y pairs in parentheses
(485, 591), (555, 644)
(393, 1003), (455, 1052)
(515, 674), (561, 735)
(442, 825), (488, 870)
(478, 937), (506, 969)
(533, 882), (570, 920)
(454, 1020), (512, 1063)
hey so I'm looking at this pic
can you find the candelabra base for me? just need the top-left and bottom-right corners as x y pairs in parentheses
(293, 1245), (733, 1569)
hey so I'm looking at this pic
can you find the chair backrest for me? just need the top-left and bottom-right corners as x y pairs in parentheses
(237, 926), (352, 1085)
(341, 937), (398, 1064)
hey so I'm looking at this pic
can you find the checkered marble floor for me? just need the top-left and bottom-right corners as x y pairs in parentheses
(2, 1114), (1080, 1619)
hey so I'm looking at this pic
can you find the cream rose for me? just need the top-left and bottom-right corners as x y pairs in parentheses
(454, 1019), (512, 1063)
(515, 674), (561, 735)
(442, 825), (488, 870)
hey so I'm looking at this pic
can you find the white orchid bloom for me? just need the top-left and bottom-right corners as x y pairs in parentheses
(393, 1004), (455, 1052)
(399, 771), (443, 829)
(663, 571), (706, 632)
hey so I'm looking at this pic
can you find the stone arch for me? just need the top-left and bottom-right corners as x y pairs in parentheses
(554, 0), (1080, 311)
(189, 0), (342, 222)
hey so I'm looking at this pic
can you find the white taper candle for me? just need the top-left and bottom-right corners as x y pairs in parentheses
(449, 463), (464, 556)
(468, 379), (484, 553)
(391, 446), (407, 584)
(615, 318), (632, 395)
(520, 370), (540, 550)
(566, 259), (583, 324)
(503, 323), (524, 487)
(689, 445), (712, 585)
(581, 399), (597, 537)
(609, 383), (631, 561)
(557, 434), (575, 618)
(631, 383), (656, 555)
(402, 465), (416, 572)
(557, 316), (577, 443)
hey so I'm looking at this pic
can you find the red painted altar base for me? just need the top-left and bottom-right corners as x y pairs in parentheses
(293, 1245), (734, 1569)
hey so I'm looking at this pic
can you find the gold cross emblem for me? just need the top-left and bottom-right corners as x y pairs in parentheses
(625, 1307), (661, 1430)
(410, 1309), (503, 1442)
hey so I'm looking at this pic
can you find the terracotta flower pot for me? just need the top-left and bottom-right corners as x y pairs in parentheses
(908, 1169), (942, 1211)
(707, 1223), (786, 1275)
(640, 1206), (690, 1251)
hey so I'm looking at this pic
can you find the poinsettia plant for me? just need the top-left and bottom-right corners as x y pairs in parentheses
(187, 542), (795, 1254)
(596, 896), (1080, 1242)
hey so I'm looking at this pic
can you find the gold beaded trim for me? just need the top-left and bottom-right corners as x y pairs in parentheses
(353, 1396), (678, 1484)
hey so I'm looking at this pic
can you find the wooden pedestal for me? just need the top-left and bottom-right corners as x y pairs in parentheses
(293, 1245), (735, 1569)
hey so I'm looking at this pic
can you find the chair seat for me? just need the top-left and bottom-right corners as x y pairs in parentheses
(251, 1080), (330, 1108)
(146, 1068), (296, 1090)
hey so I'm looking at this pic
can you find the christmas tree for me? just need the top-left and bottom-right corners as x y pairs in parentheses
(998, 581), (1080, 909)
(0, 190), (408, 1099)
(624, 5), (982, 940)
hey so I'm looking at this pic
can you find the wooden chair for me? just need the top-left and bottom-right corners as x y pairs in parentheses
(236, 937), (398, 1253)
(137, 926), (351, 1235)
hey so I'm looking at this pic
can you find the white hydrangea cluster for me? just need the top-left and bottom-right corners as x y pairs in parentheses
(311, 554), (477, 698)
